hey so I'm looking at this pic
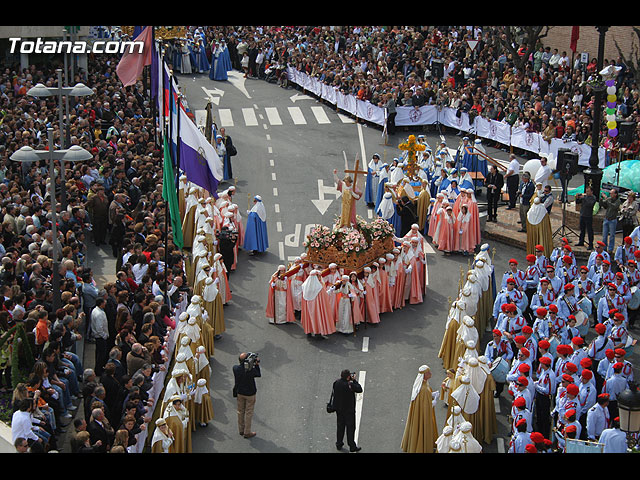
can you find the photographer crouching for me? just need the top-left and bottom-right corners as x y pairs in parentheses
(232, 352), (261, 438)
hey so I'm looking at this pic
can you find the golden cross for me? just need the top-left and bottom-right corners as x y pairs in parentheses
(398, 135), (426, 178)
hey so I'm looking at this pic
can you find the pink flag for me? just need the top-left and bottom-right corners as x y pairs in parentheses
(116, 26), (153, 87)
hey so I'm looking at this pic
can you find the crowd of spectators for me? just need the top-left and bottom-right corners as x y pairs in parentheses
(4, 52), (188, 452)
(200, 26), (640, 158)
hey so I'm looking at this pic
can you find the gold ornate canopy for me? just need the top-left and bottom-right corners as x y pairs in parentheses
(119, 26), (187, 39)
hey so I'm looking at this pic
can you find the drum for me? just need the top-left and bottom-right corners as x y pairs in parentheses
(577, 296), (592, 316)
(548, 335), (560, 358)
(623, 335), (637, 356)
(575, 310), (589, 337)
(490, 356), (509, 384)
(592, 285), (606, 307)
(629, 286), (640, 311)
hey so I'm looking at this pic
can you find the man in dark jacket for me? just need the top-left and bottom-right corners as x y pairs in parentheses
(485, 164), (504, 222)
(232, 352), (261, 438)
(331, 369), (363, 452)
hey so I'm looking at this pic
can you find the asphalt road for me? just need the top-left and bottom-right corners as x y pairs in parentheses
(166, 70), (544, 454)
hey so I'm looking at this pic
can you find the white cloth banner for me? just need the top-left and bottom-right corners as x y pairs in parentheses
(286, 67), (606, 167)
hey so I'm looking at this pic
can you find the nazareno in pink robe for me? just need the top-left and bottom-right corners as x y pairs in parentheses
(436, 210), (456, 253)
(301, 275), (336, 336)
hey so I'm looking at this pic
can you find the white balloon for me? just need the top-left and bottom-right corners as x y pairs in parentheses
(523, 159), (542, 179)
(607, 86), (617, 95)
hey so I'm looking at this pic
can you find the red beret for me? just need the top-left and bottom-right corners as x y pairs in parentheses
(566, 384), (579, 396)
(536, 307), (548, 317)
(518, 363), (531, 373)
(597, 241), (606, 248)
(517, 376), (529, 386)
(613, 362), (624, 370)
(548, 304), (558, 313)
(509, 259), (518, 265)
(562, 237), (569, 244)
(616, 272), (625, 279)
(571, 336), (584, 345)
(629, 260), (637, 267)
(538, 340), (550, 349)
(603, 260), (611, 265)
(526, 254), (536, 262)
(564, 245), (572, 252)
(539, 356), (551, 365)
(506, 277), (517, 284)
(539, 277), (550, 284)
(564, 283), (575, 291)
(580, 265), (589, 272)
(605, 349), (615, 359)
(563, 255), (573, 263)
(565, 408), (577, 418)
(595, 323), (606, 334)
(556, 344), (572, 355)
(513, 396), (526, 408)
(525, 444), (537, 453)
(608, 308), (619, 316)
(506, 304), (518, 313)
(625, 236), (632, 244)
(582, 369), (593, 379)
(562, 373), (574, 383)
(522, 325), (533, 334)
(615, 313), (625, 322)
(614, 348), (626, 357)
(565, 362), (578, 373)
(514, 335), (526, 345)
(598, 393), (610, 400)
(635, 250), (640, 258)
(580, 357), (592, 368)
(492, 329), (503, 337)
(568, 315), (576, 321)
(535, 245), (544, 252)
(596, 253), (604, 260)
(501, 303), (510, 312)
(516, 418), (527, 427)
(565, 425), (577, 433)
(519, 347), (530, 357)
(530, 432), (545, 443)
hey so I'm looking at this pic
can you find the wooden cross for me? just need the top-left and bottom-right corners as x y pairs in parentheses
(344, 154), (368, 191)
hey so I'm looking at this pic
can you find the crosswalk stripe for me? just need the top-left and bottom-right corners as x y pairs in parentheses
(288, 106), (307, 125)
(218, 108), (234, 127)
(265, 107), (282, 125)
(338, 113), (355, 123)
(311, 106), (331, 124)
(242, 108), (258, 126)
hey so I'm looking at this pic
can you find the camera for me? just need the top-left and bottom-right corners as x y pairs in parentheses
(243, 352), (260, 371)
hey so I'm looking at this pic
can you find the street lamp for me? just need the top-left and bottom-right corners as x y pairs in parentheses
(618, 382), (640, 449)
(27, 68), (94, 210)
(583, 26), (609, 200)
(10, 127), (92, 311)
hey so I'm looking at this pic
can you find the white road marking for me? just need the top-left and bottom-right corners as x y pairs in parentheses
(265, 107), (283, 126)
(311, 106), (331, 124)
(272, 172), (277, 181)
(288, 106), (307, 125)
(424, 242), (436, 254)
(278, 241), (285, 261)
(497, 437), (505, 453)
(276, 221), (282, 233)
(357, 123), (366, 166)
(266, 134), (271, 141)
(242, 108), (258, 126)
(269, 159), (275, 167)
(268, 146), (273, 154)
(338, 113), (355, 123)
(273, 187), (278, 197)
(218, 108), (234, 127)
(354, 371), (366, 445)
(274, 204), (280, 213)
(362, 337), (369, 352)
(284, 223), (301, 248)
